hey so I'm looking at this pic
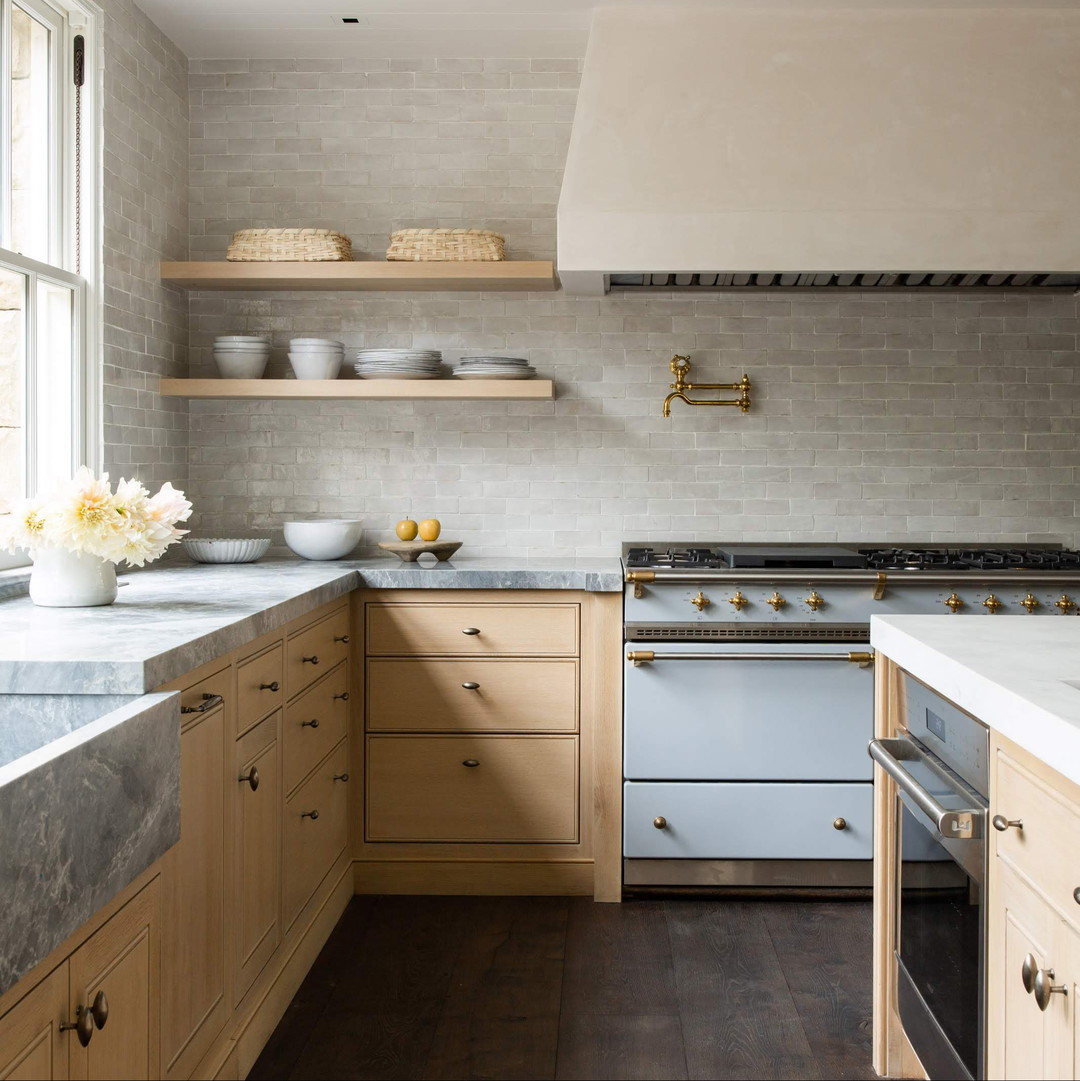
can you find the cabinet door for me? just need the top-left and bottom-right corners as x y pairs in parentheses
(233, 712), (282, 1005)
(160, 674), (230, 1079)
(0, 965), (69, 1080)
(68, 879), (159, 1081)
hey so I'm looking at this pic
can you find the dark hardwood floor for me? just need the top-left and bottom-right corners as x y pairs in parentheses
(249, 896), (875, 1081)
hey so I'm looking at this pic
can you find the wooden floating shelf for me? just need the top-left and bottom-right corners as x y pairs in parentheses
(160, 260), (556, 292)
(159, 378), (555, 401)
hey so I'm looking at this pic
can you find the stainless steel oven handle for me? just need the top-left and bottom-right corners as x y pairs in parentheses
(868, 737), (983, 840)
(627, 649), (874, 666)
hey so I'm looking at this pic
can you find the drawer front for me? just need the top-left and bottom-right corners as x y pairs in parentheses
(235, 643), (284, 734)
(287, 606), (351, 699)
(284, 661), (350, 793)
(624, 781), (873, 859)
(995, 750), (1080, 921)
(624, 641), (874, 781)
(284, 740), (349, 928)
(366, 603), (578, 657)
(366, 658), (578, 732)
(177, 664), (230, 724)
(367, 735), (579, 843)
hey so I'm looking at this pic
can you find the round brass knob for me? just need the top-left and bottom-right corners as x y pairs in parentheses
(239, 766), (260, 792)
(301, 718), (320, 728)
(805, 591), (825, 612)
(1021, 593), (1040, 614)
(1034, 967), (1068, 1011)
(302, 655), (320, 665)
(462, 759), (480, 767)
(334, 634), (350, 643)
(992, 814), (1023, 832)
(983, 593), (1003, 614)
(61, 1005), (95, 1047)
(260, 681), (280, 692)
(461, 682), (480, 690)
(1023, 953), (1037, 994)
(1056, 594), (1076, 615)
(333, 691), (350, 701)
(89, 991), (108, 1030)
(653, 816), (668, 830)
(462, 627), (481, 636)
(728, 591), (749, 611)
(944, 593), (964, 613)
(766, 591), (786, 612)
(833, 817), (848, 831)
(301, 809), (320, 820)
(690, 591), (711, 612)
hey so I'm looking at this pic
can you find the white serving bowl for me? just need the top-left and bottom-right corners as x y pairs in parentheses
(182, 537), (271, 563)
(290, 338), (344, 348)
(215, 335), (269, 343)
(288, 353), (343, 380)
(283, 520), (363, 560)
(213, 341), (270, 351)
(214, 352), (269, 379)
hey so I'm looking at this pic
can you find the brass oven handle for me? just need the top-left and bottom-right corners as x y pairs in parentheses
(627, 650), (874, 665)
(181, 693), (224, 715)
(239, 766), (260, 791)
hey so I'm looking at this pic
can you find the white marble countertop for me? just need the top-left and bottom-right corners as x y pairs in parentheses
(0, 555), (623, 693)
(871, 615), (1080, 786)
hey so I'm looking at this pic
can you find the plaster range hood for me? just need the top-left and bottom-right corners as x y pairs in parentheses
(556, 5), (1080, 295)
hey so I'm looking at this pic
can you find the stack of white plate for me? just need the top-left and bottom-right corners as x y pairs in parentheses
(289, 338), (344, 380)
(354, 349), (443, 380)
(213, 335), (270, 379)
(453, 356), (537, 380)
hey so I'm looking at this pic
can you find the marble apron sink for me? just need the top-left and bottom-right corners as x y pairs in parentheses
(0, 692), (180, 994)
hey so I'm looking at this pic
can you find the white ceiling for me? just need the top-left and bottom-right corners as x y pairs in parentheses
(134, 0), (1078, 60)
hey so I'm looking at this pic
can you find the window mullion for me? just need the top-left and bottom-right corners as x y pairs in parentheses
(0, 0), (12, 251)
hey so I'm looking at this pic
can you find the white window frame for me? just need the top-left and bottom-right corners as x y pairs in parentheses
(0, 0), (101, 569)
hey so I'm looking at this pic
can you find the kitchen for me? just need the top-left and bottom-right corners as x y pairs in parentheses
(1, 1), (1079, 1079)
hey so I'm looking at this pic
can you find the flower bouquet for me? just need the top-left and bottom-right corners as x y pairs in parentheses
(1, 468), (193, 606)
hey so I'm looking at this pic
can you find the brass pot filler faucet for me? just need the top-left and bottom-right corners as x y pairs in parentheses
(662, 355), (752, 417)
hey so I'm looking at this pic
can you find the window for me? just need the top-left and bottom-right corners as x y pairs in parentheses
(0, 0), (98, 567)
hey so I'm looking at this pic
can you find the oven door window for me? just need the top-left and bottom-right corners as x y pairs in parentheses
(898, 800), (982, 1079)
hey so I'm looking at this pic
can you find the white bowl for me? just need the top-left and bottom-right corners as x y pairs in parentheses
(215, 335), (269, 343)
(213, 341), (270, 351)
(288, 353), (342, 380)
(290, 338), (344, 347)
(283, 520), (362, 560)
(183, 537), (271, 563)
(214, 353), (269, 379)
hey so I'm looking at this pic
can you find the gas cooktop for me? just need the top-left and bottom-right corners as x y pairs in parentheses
(623, 544), (1080, 572)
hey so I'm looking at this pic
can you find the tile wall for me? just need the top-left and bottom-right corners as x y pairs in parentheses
(185, 58), (1080, 557)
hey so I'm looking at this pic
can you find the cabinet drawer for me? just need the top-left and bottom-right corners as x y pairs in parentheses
(366, 603), (578, 657)
(366, 734), (579, 843)
(235, 643), (284, 735)
(623, 781), (873, 859)
(287, 605), (351, 699)
(366, 658), (577, 732)
(284, 741), (349, 928)
(284, 661), (350, 794)
(995, 751), (1080, 923)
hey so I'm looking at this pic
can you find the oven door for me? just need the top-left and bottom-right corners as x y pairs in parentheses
(624, 640), (874, 780)
(870, 736), (987, 1081)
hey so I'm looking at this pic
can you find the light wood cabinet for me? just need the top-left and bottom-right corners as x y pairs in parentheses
(233, 712), (282, 1004)
(0, 966), (69, 1080)
(284, 662), (349, 795)
(68, 879), (160, 1081)
(286, 604), (350, 699)
(234, 644), (284, 735)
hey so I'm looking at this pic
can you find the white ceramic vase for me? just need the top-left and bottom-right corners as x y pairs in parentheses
(29, 548), (118, 607)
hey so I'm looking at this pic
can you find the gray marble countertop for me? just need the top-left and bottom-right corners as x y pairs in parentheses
(0, 555), (623, 693)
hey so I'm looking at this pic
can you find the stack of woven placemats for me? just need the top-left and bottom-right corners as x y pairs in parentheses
(386, 228), (505, 262)
(226, 228), (353, 262)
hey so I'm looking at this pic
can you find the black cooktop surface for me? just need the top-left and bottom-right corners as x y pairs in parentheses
(624, 544), (1080, 572)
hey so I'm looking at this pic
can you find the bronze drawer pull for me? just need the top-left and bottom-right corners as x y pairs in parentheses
(334, 634), (350, 643)
(653, 816), (667, 830)
(462, 627), (481, 636)
(461, 682), (480, 690)
(334, 691), (350, 701)
(260, 681), (280, 692)
(61, 1006), (95, 1047)
(239, 766), (260, 791)
(301, 809), (320, 820)
(302, 655), (320, 665)
(992, 814), (1023, 832)
(301, 718), (320, 728)
(181, 692), (224, 715)
(333, 772), (349, 782)
(462, 759), (480, 767)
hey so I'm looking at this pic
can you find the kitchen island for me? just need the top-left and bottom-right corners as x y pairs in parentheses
(870, 615), (1080, 1081)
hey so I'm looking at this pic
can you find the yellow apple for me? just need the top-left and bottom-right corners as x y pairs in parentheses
(395, 518), (418, 541)
(418, 518), (441, 541)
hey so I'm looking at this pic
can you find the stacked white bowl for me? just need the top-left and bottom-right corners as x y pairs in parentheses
(213, 335), (270, 378)
(289, 338), (345, 380)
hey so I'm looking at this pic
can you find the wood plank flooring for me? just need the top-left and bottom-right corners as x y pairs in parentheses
(250, 896), (874, 1081)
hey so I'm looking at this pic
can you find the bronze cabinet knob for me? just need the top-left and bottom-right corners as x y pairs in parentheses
(653, 816), (668, 830)
(1034, 967), (1068, 1011)
(462, 759), (480, 767)
(302, 655), (320, 665)
(61, 1005), (95, 1047)
(461, 682), (480, 690)
(89, 991), (108, 1030)
(239, 766), (260, 792)
(260, 681), (280, 692)
(333, 772), (349, 782)
(992, 814), (1023, 832)
(301, 809), (320, 820)
(833, 817), (848, 831)
(334, 634), (350, 643)
(462, 627), (481, 636)
(1022, 953), (1037, 994)
(301, 718), (320, 728)
(333, 691), (350, 701)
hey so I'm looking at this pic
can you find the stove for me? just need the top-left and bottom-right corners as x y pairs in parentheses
(620, 542), (1080, 893)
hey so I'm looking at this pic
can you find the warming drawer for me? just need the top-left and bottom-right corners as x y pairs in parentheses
(623, 780), (873, 860)
(624, 640), (873, 781)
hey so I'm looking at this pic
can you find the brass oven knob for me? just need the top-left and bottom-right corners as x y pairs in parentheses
(653, 816), (668, 830)
(728, 590), (749, 611)
(805, 591), (825, 612)
(982, 593), (1003, 614)
(690, 591), (711, 612)
(1056, 594), (1076, 615)
(944, 592), (964, 613)
(833, 817), (848, 831)
(1021, 593), (1040, 613)
(766, 591), (786, 612)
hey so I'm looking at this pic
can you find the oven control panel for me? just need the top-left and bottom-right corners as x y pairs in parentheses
(902, 675), (988, 796)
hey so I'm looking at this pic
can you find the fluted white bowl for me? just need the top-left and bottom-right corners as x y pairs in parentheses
(283, 520), (362, 560)
(183, 537), (271, 564)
